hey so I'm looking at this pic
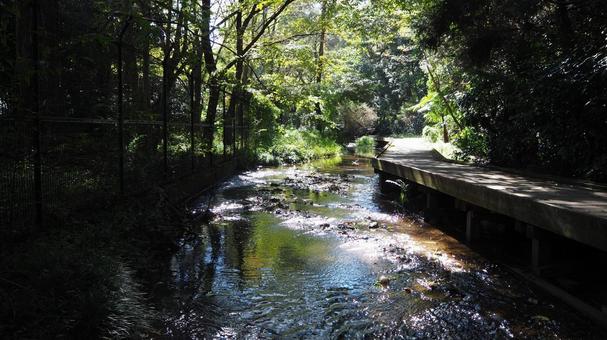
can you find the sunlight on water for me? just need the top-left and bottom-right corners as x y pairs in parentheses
(157, 156), (598, 339)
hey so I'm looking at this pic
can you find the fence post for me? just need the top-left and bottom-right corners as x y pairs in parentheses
(32, 0), (42, 229)
(161, 60), (169, 179)
(232, 100), (236, 157)
(117, 16), (131, 195)
(244, 94), (249, 151)
(189, 74), (195, 171)
(222, 88), (227, 160)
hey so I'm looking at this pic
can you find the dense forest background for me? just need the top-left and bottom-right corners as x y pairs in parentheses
(2, 0), (606, 178)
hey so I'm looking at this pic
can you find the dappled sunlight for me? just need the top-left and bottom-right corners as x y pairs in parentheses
(2, 0), (605, 337)
(154, 155), (602, 338)
(377, 138), (607, 250)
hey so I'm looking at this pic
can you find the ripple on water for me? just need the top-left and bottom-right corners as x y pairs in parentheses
(158, 156), (605, 339)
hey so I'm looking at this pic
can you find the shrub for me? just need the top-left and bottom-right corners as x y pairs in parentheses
(422, 125), (441, 143)
(340, 101), (378, 140)
(355, 136), (375, 156)
(256, 129), (341, 165)
(453, 127), (488, 163)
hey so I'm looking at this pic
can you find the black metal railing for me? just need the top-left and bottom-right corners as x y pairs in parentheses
(0, 88), (248, 236)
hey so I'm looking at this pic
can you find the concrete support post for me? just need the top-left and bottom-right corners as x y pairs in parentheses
(426, 190), (440, 209)
(466, 210), (476, 243)
(526, 225), (552, 275)
(514, 220), (525, 234)
(454, 199), (467, 212)
(424, 190), (438, 222)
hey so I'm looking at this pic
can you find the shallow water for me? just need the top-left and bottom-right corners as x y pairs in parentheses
(157, 156), (603, 339)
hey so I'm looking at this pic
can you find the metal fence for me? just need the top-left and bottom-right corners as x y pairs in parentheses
(0, 89), (247, 237)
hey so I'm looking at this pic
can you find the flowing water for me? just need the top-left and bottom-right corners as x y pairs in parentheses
(155, 156), (603, 339)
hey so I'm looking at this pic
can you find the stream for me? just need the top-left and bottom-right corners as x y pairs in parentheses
(153, 156), (603, 339)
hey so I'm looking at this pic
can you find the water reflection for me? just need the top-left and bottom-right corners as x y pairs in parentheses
(159, 156), (603, 339)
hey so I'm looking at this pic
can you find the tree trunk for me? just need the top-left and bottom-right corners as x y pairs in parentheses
(204, 78), (220, 153)
(201, 0), (218, 154)
(225, 8), (243, 149)
(314, 1), (328, 130)
(192, 36), (203, 125)
(141, 37), (151, 112)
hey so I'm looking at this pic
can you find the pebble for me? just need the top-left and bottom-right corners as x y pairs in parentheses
(379, 275), (390, 286)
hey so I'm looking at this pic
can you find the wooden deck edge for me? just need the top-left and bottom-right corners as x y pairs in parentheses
(371, 157), (607, 252)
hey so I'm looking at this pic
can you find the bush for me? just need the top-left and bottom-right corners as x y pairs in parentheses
(399, 108), (425, 135)
(340, 101), (378, 140)
(248, 91), (282, 151)
(355, 136), (375, 156)
(453, 127), (488, 163)
(256, 129), (341, 165)
(422, 125), (441, 143)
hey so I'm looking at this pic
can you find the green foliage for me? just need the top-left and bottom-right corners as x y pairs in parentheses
(253, 0), (427, 140)
(248, 91), (282, 151)
(340, 101), (378, 140)
(355, 135), (375, 157)
(256, 128), (341, 165)
(453, 127), (488, 162)
(411, 0), (607, 180)
(422, 125), (441, 143)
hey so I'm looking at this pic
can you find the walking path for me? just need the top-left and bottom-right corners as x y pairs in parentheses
(371, 138), (607, 251)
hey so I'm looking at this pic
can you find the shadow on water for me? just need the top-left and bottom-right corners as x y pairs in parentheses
(154, 156), (605, 339)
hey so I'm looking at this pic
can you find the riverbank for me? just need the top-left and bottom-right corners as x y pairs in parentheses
(0, 159), (241, 338)
(254, 129), (342, 165)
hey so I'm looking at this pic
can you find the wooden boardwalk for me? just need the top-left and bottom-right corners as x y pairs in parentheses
(371, 138), (607, 252)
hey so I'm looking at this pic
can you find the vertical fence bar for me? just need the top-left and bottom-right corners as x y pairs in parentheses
(243, 94), (249, 152)
(162, 61), (169, 179)
(239, 94), (244, 152)
(117, 17), (131, 195)
(232, 94), (236, 157)
(222, 88), (227, 160)
(117, 45), (124, 194)
(32, 0), (43, 229)
(189, 75), (195, 171)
